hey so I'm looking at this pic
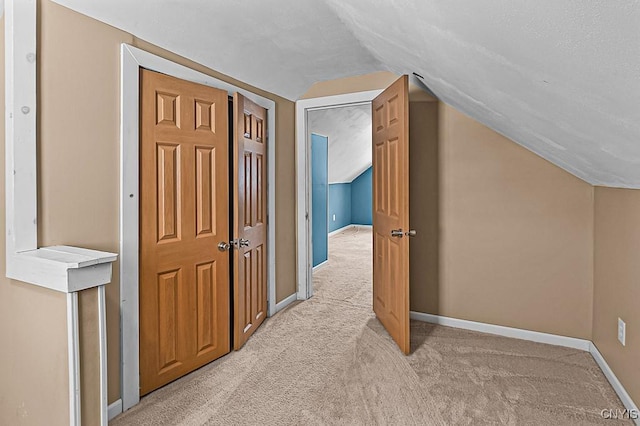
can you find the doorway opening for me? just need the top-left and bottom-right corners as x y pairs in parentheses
(296, 77), (440, 355)
(295, 91), (381, 301)
(308, 104), (374, 300)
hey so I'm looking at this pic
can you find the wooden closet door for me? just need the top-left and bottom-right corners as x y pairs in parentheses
(140, 69), (230, 395)
(233, 93), (268, 350)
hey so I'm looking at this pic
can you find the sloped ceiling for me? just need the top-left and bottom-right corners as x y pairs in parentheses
(53, 0), (640, 187)
(309, 105), (371, 184)
(51, 0), (383, 100)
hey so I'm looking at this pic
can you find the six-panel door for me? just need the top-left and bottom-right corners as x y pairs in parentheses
(233, 93), (268, 349)
(140, 69), (230, 395)
(372, 75), (411, 355)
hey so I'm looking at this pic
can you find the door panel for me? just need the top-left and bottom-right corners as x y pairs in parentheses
(233, 93), (268, 350)
(140, 69), (230, 395)
(372, 75), (411, 355)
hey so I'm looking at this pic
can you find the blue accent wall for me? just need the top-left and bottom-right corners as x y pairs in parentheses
(311, 134), (328, 267)
(328, 184), (352, 232)
(351, 166), (373, 225)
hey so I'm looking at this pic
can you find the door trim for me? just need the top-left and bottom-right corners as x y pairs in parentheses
(295, 91), (382, 300)
(120, 44), (276, 411)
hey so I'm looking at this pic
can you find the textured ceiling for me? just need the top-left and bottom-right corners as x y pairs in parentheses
(52, 0), (640, 187)
(309, 105), (371, 184)
(51, 0), (383, 100)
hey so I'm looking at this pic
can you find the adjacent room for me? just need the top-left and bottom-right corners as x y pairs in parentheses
(309, 104), (373, 274)
(2, 1), (639, 425)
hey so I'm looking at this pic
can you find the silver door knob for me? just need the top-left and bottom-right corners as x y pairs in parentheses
(405, 229), (417, 237)
(218, 242), (231, 252)
(391, 229), (403, 238)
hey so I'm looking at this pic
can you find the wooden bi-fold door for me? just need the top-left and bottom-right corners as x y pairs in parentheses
(139, 69), (231, 395)
(372, 75), (411, 355)
(232, 93), (268, 350)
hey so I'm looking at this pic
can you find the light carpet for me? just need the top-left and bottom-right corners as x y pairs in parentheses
(112, 227), (629, 425)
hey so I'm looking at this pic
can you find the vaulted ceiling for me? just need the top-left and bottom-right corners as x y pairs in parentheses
(53, 0), (640, 187)
(309, 105), (372, 184)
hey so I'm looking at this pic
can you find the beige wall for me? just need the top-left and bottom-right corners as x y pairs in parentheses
(0, 16), (72, 426)
(300, 71), (398, 99)
(1, 1), (297, 419)
(422, 104), (595, 339)
(304, 74), (596, 339)
(38, 1), (133, 407)
(409, 102), (595, 340)
(409, 102), (440, 314)
(593, 187), (640, 405)
(3, 4), (637, 423)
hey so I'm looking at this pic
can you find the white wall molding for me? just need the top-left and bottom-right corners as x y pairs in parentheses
(296, 90), (382, 301)
(590, 343), (640, 425)
(107, 399), (123, 421)
(274, 293), (297, 314)
(5, 0), (37, 255)
(409, 311), (591, 351)
(5, 2), (116, 425)
(120, 44), (278, 412)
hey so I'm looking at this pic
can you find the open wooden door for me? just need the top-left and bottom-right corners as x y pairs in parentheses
(233, 93), (268, 350)
(139, 69), (231, 395)
(372, 75), (411, 354)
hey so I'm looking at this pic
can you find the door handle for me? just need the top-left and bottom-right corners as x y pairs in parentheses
(391, 229), (403, 238)
(405, 229), (417, 237)
(230, 238), (251, 249)
(218, 242), (231, 252)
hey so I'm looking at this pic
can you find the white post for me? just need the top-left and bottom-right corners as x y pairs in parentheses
(98, 285), (108, 425)
(66, 293), (81, 426)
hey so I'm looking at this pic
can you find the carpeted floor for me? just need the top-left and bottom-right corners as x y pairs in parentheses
(112, 227), (629, 425)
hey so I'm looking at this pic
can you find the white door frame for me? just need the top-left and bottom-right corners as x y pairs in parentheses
(295, 90), (382, 300)
(120, 44), (277, 412)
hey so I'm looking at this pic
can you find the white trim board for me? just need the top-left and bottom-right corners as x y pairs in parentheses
(107, 399), (123, 421)
(411, 312), (638, 423)
(312, 259), (329, 272)
(5, 0), (37, 256)
(327, 224), (371, 237)
(274, 293), (298, 314)
(328, 224), (354, 237)
(352, 224), (372, 230)
(66, 292), (81, 425)
(296, 90), (382, 301)
(409, 311), (591, 351)
(120, 44), (277, 412)
(590, 343), (640, 425)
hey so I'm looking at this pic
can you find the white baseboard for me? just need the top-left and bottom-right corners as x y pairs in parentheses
(409, 311), (591, 351)
(589, 343), (640, 425)
(410, 311), (638, 423)
(328, 224), (372, 237)
(275, 293), (297, 313)
(328, 224), (354, 237)
(108, 399), (123, 421)
(312, 260), (329, 272)
(352, 224), (372, 229)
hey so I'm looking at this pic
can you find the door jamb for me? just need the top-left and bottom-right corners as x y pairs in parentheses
(120, 44), (277, 412)
(294, 91), (382, 301)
